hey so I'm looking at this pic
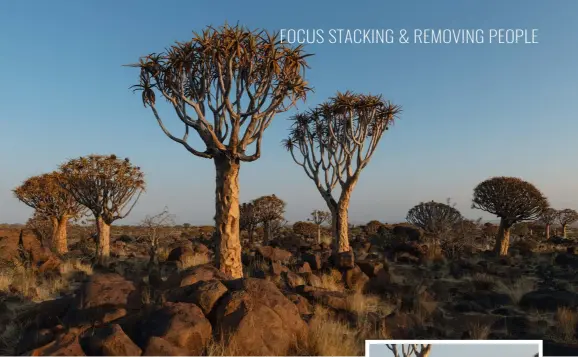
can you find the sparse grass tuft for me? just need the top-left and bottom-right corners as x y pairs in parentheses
(467, 322), (491, 339)
(307, 305), (361, 356)
(495, 276), (536, 304)
(555, 307), (578, 342)
(310, 273), (343, 291)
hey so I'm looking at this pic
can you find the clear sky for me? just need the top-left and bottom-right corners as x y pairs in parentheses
(369, 343), (539, 357)
(1, 1), (577, 225)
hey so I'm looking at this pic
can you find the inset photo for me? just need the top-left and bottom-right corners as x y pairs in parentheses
(366, 340), (541, 357)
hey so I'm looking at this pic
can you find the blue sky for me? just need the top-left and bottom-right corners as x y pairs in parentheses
(1, 1), (577, 225)
(369, 343), (539, 357)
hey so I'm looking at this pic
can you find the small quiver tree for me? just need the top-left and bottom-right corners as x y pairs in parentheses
(240, 202), (259, 244)
(406, 200), (462, 240)
(472, 177), (548, 256)
(292, 221), (318, 239)
(60, 155), (145, 262)
(386, 344), (432, 357)
(139, 207), (176, 268)
(25, 211), (53, 248)
(129, 24), (311, 278)
(284, 91), (401, 254)
(556, 208), (578, 238)
(253, 194), (286, 243)
(14, 172), (85, 254)
(308, 209), (331, 244)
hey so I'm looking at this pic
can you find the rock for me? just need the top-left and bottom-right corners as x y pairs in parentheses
(334, 250), (355, 270)
(86, 324), (142, 356)
(19, 296), (74, 330)
(284, 271), (305, 289)
(366, 268), (392, 293)
(297, 286), (349, 311)
(519, 289), (578, 311)
(256, 246), (293, 263)
(296, 262), (312, 274)
(28, 331), (85, 356)
(38, 255), (63, 274)
(164, 279), (228, 316)
(491, 316), (548, 339)
(302, 252), (323, 270)
(143, 302), (211, 356)
(356, 259), (385, 277)
(343, 266), (369, 291)
(78, 273), (139, 310)
(214, 278), (308, 355)
(555, 253), (578, 268)
(543, 340), (578, 356)
(271, 261), (289, 276)
(142, 336), (188, 356)
(285, 293), (313, 315)
(169, 264), (231, 288)
(462, 291), (513, 310)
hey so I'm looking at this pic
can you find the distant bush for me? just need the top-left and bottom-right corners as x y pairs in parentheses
(292, 221), (317, 238)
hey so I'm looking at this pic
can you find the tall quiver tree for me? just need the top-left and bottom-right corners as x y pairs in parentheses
(14, 172), (85, 254)
(539, 208), (557, 240)
(253, 194), (286, 243)
(472, 177), (548, 256)
(309, 209), (331, 243)
(284, 92), (400, 254)
(60, 155), (145, 261)
(556, 209), (578, 238)
(129, 24), (311, 278)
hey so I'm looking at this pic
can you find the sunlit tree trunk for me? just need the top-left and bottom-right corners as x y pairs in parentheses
(96, 216), (111, 261)
(545, 224), (550, 240)
(316, 225), (321, 244)
(562, 224), (568, 238)
(53, 215), (69, 254)
(214, 155), (243, 278)
(494, 218), (511, 256)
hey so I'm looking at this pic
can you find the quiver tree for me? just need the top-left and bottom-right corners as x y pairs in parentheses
(472, 177), (548, 256)
(13, 172), (85, 254)
(386, 344), (432, 357)
(253, 194), (286, 242)
(556, 209), (578, 238)
(309, 209), (331, 243)
(26, 211), (54, 248)
(60, 155), (145, 261)
(284, 91), (400, 254)
(406, 201), (463, 239)
(129, 24), (311, 278)
(292, 221), (318, 239)
(139, 207), (176, 268)
(240, 202), (259, 243)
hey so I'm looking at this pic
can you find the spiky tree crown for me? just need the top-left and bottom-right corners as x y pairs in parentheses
(240, 202), (259, 231)
(309, 210), (331, 225)
(129, 23), (312, 161)
(284, 91), (400, 191)
(472, 176), (548, 225)
(13, 171), (85, 219)
(59, 154), (145, 224)
(539, 207), (558, 225)
(557, 208), (578, 226)
(293, 221), (317, 237)
(406, 201), (463, 235)
(253, 194), (285, 222)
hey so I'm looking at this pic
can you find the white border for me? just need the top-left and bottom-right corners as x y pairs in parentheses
(365, 340), (543, 357)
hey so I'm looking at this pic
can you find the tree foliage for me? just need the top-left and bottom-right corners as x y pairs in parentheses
(386, 344), (432, 357)
(13, 171), (85, 220)
(406, 201), (463, 236)
(471, 177), (548, 226)
(557, 208), (578, 227)
(309, 210), (330, 226)
(129, 23), (311, 161)
(59, 154), (146, 224)
(253, 194), (285, 224)
(539, 207), (558, 225)
(293, 221), (317, 238)
(363, 220), (384, 235)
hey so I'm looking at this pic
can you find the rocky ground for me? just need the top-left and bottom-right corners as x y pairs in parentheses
(0, 225), (577, 356)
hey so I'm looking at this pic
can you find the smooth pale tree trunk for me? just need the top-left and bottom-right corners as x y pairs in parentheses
(96, 216), (111, 261)
(53, 215), (69, 254)
(214, 155), (243, 279)
(494, 218), (512, 256)
(545, 224), (550, 240)
(562, 224), (568, 238)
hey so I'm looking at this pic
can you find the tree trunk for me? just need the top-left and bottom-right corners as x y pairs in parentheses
(248, 227), (255, 244)
(214, 155), (243, 279)
(545, 224), (550, 240)
(96, 216), (111, 261)
(494, 218), (511, 256)
(52, 215), (69, 254)
(562, 224), (567, 238)
(317, 225), (321, 244)
(263, 221), (271, 243)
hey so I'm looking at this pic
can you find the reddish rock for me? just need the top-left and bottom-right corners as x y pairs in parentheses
(256, 246), (293, 263)
(29, 331), (85, 356)
(142, 336), (189, 356)
(143, 302), (212, 355)
(167, 264), (231, 288)
(214, 278), (308, 355)
(165, 279), (228, 316)
(271, 261), (289, 275)
(79, 273), (139, 310)
(296, 262), (312, 274)
(284, 271), (306, 289)
(286, 293), (313, 315)
(356, 260), (385, 277)
(298, 286), (349, 311)
(302, 252), (323, 270)
(334, 250), (355, 269)
(343, 266), (370, 291)
(87, 324), (142, 356)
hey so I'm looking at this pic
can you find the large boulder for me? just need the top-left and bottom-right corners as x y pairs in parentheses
(164, 279), (228, 316)
(166, 264), (231, 288)
(256, 246), (293, 263)
(214, 278), (308, 355)
(28, 331), (85, 356)
(84, 324), (142, 356)
(519, 289), (578, 311)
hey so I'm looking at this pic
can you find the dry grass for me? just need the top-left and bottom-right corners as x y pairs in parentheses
(495, 276), (536, 304)
(555, 307), (578, 342)
(205, 335), (242, 356)
(310, 273), (343, 291)
(467, 322), (492, 339)
(59, 259), (93, 276)
(0, 319), (27, 355)
(307, 306), (361, 356)
(469, 273), (499, 290)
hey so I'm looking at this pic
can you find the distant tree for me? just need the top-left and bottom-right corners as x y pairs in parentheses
(538, 208), (557, 240)
(60, 154), (145, 262)
(182, 223), (191, 229)
(253, 194), (286, 242)
(139, 207), (176, 268)
(406, 201), (463, 238)
(129, 24), (311, 278)
(472, 177), (548, 256)
(240, 202), (259, 243)
(293, 221), (318, 239)
(309, 210), (331, 243)
(363, 220), (384, 236)
(13, 171), (85, 254)
(556, 209), (578, 238)
(284, 92), (400, 254)
(25, 211), (53, 248)
(386, 344), (432, 357)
